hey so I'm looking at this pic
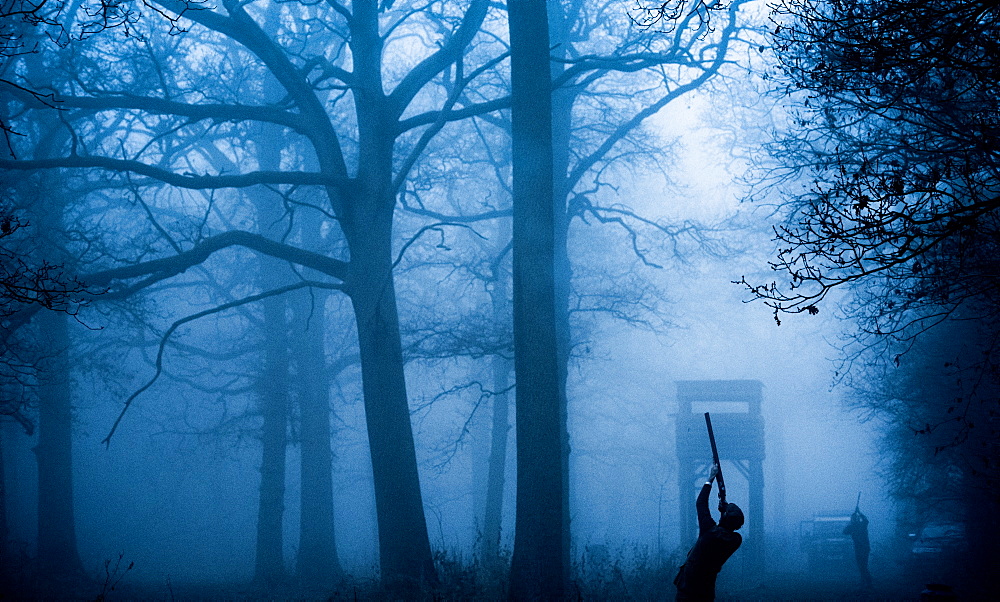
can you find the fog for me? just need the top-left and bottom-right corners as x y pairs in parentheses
(1, 231), (903, 596)
(2, 0), (994, 600)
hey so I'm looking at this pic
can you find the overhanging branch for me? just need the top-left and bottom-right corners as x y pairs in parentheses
(101, 279), (343, 447)
(0, 155), (340, 189)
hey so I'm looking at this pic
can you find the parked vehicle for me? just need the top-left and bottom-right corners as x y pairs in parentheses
(909, 522), (967, 565)
(799, 514), (854, 573)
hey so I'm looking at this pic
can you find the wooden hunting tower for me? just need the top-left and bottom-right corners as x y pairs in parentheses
(676, 380), (765, 578)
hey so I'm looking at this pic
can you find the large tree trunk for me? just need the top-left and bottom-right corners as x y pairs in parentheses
(965, 475), (1000, 596)
(34, 309), (84, 580)
(346, 3), (437, 586)
(292, 287), (344, 586)
(508, 0), (567, 598)
(348, 240), (436, 591)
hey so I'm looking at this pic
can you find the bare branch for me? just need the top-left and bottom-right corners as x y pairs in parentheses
(102, 279), (342, 446)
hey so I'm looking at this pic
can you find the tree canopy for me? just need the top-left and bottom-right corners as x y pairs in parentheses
(746, 0), (1000, 339)
(747, 3), (1000, 592)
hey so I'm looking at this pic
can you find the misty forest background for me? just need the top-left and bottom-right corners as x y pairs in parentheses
(1, 0), (997, 599)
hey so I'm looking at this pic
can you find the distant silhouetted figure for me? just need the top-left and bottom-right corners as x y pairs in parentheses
(674, 464), (743, 601)
(843, 506), (873, 589)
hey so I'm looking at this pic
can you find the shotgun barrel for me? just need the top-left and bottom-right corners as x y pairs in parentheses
(705, 412), (726, 504)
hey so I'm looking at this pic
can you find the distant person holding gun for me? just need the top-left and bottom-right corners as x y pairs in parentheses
(674, 414), (744, 601)
(843, 494), (873, 590)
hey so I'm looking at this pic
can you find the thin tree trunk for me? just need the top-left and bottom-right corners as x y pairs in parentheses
(252, 128), (290, 586)
(549, 5), (575, 574)
(253, 288), (289, 586)
(508, 0), (567, 597)
(293, 287), (344, 586)
(0, 424), (6, 566)
(35, 309), (83, 580)
(480, 222), (513, 570)
(481, 353), (511, 569)
(26, 101), (83, 585)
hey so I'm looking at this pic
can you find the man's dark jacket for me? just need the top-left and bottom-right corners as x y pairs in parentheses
(674, 483), (742, 601)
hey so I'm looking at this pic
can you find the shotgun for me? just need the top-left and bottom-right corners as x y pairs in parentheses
(704, 412), (726, 505)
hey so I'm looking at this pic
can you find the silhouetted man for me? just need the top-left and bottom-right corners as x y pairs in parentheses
(674, 464), (743, 601)
(843, 507), (873, 589)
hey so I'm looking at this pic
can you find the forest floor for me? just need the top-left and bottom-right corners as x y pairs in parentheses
(720, 573), (939, 601)
(2, 575), (955, 601)
(2, 564), (968, 600)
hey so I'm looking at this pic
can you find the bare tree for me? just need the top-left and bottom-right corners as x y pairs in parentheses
(393, 0), (748, 584)
(1, 0), (499, 590)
